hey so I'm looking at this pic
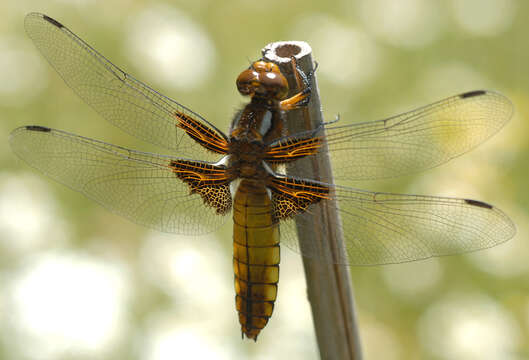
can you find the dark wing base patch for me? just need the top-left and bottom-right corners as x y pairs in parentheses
(170, 160), (233, 214)
(267, 175), (330, 219)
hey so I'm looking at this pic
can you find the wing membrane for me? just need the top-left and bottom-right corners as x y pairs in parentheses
(9, 126), (230, 235)
(24, 12), (226, 161)
(286, 90), (513, 181)
(280, 185), (515, 265)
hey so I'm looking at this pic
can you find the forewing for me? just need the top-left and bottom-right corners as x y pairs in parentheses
(24, 12), (226, 161)
(280, 185), (515, 265)
(286, 90), (513, 181)
(9, 126), (230, 235)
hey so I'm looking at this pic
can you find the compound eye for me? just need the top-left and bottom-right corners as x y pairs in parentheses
(252, 61), (268, 72)
(264, 62), (280, 73)
(236, 69), (259, 95)
(265, 72), (278, 80)
(236, 61), (289, 98)
(261, 69), (289, 99)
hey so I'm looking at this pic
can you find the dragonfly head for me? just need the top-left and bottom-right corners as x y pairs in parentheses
(236, 61), (289, 100)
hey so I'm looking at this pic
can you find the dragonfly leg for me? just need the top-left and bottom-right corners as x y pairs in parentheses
(321, 113), (341, 127)
(279, 57), (315, 111)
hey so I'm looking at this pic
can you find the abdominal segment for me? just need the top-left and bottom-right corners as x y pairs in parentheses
(233, 180), (280, 340)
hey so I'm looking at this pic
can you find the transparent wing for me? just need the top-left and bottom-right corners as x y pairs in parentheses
(24, 12), (226, 161)
(280, 185), (515, 265)
(286, 90), (513, 181)
(9, 126), (230, 235)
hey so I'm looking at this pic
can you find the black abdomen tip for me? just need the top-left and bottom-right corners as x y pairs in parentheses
(43, 15), (64, 28)
(460, 90), (487, 99)
(26, 125), (51, 132)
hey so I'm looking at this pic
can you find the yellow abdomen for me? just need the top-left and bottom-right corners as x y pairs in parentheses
(233, 179), (280, 340)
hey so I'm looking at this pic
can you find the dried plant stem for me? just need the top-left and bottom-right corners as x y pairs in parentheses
(263, 42), (362, 360)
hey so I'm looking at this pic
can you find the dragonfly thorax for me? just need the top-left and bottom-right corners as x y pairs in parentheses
(229, 100), (284, 143)
(228, 138), (269, 179)
(227, 93), (286, 181)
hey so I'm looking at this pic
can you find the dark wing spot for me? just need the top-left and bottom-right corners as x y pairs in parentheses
(25, 125), (51, 132)
(43, 15), (64, 28)
(460, 90), (487, 99)
(464, 199), (493, 209)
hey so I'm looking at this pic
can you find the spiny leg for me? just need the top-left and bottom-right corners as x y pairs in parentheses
(279, 57), (316, 111)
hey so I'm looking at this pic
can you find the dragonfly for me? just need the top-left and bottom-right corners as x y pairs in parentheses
(10, 13), (515, 341)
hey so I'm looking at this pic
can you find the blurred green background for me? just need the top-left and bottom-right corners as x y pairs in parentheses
(1, 1), (528, 359)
